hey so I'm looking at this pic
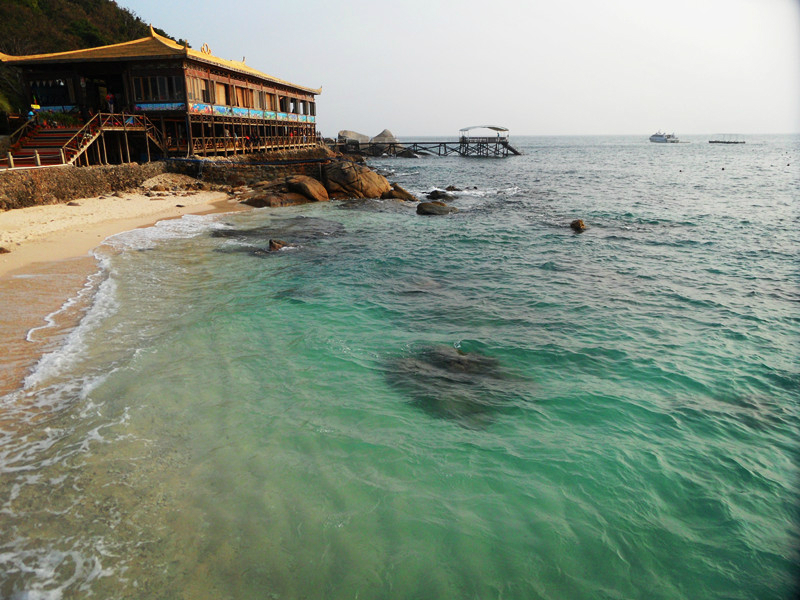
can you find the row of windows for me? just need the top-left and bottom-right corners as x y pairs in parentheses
(133, 76), (184, 102)
(186, 77), (315, 115)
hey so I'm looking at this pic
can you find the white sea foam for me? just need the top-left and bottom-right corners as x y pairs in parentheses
(0, 542), (113, 600)
(22, 267), (118, 392)
(23, 213), (221, 392)
(104, 212), (220, 251)
(25, 269), (105, 343)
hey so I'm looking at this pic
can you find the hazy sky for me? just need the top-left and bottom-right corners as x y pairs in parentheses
(120, 0), (799, 136)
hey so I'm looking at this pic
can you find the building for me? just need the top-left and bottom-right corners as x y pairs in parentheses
(0, 27), (321, 166)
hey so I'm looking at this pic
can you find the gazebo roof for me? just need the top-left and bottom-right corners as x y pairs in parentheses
(0, 27), (321, 94)
(459, 125), (509, 132)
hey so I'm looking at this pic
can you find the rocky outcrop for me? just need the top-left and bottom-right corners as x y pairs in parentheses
(381, 183), (418, 202)
(337, 130), (370, 143)
(417, 201), (458, 215)
(286, 175), (329, 202)
(242, 179), (311, 208)
(370, 129), (398, 144)
(322, 160), (392, 199)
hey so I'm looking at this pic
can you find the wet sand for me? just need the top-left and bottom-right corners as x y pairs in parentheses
(0, 186), (247, 395)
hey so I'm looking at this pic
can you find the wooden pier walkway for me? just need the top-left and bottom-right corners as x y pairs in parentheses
(339, 137), (521, 158)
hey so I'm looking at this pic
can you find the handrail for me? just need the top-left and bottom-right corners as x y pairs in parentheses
(61, 112), (102, 155)
(9, 119), (37, 148)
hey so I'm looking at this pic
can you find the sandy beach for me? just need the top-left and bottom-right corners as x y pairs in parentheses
(0, 173), (245, 394)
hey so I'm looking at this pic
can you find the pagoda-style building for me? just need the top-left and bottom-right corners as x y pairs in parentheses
(0, 28), (320, 167)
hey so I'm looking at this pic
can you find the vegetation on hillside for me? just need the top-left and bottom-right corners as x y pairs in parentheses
(0, 0), (184, 115)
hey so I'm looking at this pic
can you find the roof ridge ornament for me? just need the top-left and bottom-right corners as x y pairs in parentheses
(200, 44), (212, 55)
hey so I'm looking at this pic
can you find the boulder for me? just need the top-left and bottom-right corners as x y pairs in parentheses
(417, 201), (458, 215)
(426, 190), (455, 201)
(570, 219), (587, 232)
(370, 128), (398, 144)
(242, 191), (309, 208)
(269, 239), (287, 251)
(381, 182), (418, 202)
(286, 175), (329, 202)
(322, 161), (392, 199)
(337, 130), (370, 144)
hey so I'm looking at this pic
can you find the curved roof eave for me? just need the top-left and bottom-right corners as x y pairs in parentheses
(0, 28), (321, 95)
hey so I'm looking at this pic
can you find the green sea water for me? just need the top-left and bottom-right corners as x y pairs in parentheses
(1, 135), (798, 599)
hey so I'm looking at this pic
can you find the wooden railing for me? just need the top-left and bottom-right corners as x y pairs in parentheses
(178, 134), (323, 155)
(61, 112), (165, 164)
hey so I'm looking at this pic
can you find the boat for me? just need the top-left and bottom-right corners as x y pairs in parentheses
(650, 131), (679, 143)
(709, 134), (745, 144)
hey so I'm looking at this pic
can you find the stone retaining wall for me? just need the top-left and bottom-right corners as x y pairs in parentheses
(0, 162), (167, 211)
(0, 148), (335, 211)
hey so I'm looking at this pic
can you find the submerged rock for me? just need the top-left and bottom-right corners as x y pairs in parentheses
(417, 201), (458, 215)
(212, 216), (345, 257)
(386, 345), (513, 428)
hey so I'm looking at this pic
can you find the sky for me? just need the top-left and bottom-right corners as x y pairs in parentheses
(119, 0), (800, 137)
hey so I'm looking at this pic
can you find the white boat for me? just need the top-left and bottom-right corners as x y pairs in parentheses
(649, 131), (679, 143)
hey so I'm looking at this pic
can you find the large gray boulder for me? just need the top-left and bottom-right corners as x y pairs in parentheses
(337, 130), (370, 143)
(370, 129), (398, 144)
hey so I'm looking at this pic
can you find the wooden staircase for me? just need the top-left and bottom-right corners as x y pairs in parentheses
(1, 113), (165, 169)
(5, 127), (83, 167)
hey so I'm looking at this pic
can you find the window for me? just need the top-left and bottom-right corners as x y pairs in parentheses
(132, 75), (184, 102)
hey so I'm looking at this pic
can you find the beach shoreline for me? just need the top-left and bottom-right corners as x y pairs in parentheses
(0, 184), (247, 395)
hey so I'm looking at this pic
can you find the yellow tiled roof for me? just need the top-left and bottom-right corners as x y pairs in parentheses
(0, 28), (320, 94)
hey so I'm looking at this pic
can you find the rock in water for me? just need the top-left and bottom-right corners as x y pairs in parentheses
(268, 239), (287, 251)
(417, 202), (458, 215)
(426, 190), (455, 201)
(285, 175), (329, 202)
(570, 219), (587, 232)
(381, 182), (418, 202)
(386, 345), (510, 428)
(322, 161), (392, 199)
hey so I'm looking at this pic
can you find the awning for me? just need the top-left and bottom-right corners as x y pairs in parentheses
(459, 125), (509, 132)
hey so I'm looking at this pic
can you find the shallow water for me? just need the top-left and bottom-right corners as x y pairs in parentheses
(1, 135), (798, 599)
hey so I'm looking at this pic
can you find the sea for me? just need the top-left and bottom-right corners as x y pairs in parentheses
(0, 134), (798, 600)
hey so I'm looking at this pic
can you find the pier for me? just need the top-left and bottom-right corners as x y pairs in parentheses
(337, 126), (522, 158)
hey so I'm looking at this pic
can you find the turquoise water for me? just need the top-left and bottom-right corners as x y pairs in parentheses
(1, 135), (798, 599)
